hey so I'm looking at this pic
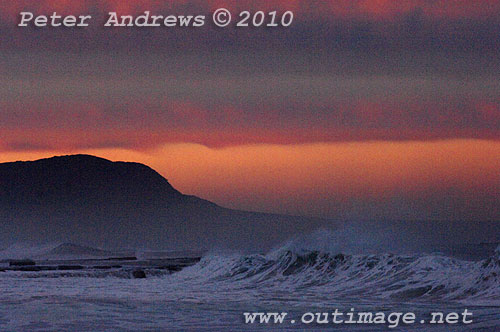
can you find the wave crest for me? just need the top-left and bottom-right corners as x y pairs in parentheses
(180, 246), (500, 304)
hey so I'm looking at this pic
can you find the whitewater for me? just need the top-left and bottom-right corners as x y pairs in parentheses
(0, 240), (499, 331)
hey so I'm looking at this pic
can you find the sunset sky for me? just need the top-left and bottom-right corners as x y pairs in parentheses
(1, 0), (499, 221)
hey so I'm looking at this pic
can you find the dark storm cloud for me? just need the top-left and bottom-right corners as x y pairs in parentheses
(0, 0), (499, 150)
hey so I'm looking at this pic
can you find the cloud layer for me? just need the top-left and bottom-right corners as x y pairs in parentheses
(0, 0), (499, 223)
(1, 52), (499, 150)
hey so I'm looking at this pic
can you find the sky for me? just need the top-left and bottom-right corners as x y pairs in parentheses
(0, 0), (499, 222)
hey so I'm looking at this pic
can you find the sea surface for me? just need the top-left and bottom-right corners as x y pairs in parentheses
(0, 243), (499, 331)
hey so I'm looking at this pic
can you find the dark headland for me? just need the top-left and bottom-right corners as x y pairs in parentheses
(0, 155), (331, 251)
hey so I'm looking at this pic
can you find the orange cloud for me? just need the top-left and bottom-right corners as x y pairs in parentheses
(1, 126), (498, 152)
(1, 95), (498, 151)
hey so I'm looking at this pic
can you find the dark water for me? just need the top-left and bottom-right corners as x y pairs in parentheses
(0, 244), (499, 331)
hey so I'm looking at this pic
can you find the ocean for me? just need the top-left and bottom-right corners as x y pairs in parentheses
(0, 241), (499, 331)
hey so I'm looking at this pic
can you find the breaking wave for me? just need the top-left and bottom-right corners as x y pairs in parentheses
(1, 234), (498, 305)
(176, 245), (500, 305)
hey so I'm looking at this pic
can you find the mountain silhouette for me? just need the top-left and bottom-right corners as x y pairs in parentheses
(0, 155), (331, 250)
